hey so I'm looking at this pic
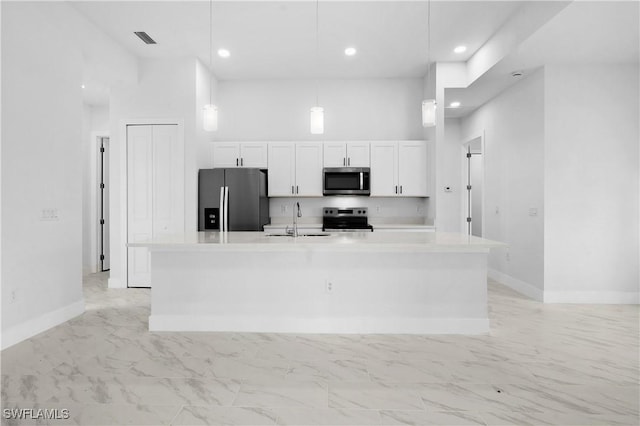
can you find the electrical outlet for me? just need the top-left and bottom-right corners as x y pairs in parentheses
(375, 206), (381, 213)
(9, 289), (17, 303)
(529, 208), (538, 217)
(505, 251), (510, 261)
(325, 280), (333, 293)
(281, 204), (287, 213)
(40, 208), (59, 221)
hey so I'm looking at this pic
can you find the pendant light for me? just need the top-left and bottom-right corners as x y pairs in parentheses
(203, 0), (218, 132)
(310, 0), (324, 134)
(422, 0), (436, 128)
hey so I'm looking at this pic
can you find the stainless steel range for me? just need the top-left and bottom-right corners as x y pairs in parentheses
(322, 207), (374, 232)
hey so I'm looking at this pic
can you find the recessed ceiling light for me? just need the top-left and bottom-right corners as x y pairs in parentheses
(217, 49), (230, 58)
(344, 47), (357, 56)
(454, 45), (467, 54)
(450, 101), (461, 108)
(81, 84), (85, 89)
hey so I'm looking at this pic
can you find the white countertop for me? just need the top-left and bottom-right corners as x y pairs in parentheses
(129, 231), (504, 253)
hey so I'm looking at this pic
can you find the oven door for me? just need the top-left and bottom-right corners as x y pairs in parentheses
(323, 168), (370, 195)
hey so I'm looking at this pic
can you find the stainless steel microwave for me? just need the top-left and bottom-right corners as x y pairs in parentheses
(323, 167), (370, 196)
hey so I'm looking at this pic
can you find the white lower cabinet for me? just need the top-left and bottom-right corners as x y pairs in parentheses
(370, 141), (430, 197)
(268, 142), (323, 197)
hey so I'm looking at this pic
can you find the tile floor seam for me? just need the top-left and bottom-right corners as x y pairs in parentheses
(167, 403), (184, 426)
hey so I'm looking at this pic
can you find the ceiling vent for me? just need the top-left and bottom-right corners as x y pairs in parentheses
(134, 31), (157, 45)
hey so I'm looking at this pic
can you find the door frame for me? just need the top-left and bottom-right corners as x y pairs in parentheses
(113, 118), (184, 289)
(461, 133), (485, 236)
(89, 131), (109, 274)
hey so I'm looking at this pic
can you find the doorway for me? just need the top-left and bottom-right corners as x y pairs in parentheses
(463, 137), (483, 237)
(98, 137), (110, 271)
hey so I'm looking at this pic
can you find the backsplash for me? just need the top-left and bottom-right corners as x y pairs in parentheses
(269, 197), (430, 221)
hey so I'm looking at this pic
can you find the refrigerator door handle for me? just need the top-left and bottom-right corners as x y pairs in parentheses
(219, 187), (225, 231)
(224, 186), (229, 231)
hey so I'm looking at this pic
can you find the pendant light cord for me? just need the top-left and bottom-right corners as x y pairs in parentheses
(209, 0), (213, 105)
(315, 0), (319, 106)
(426, 0), (431, 92)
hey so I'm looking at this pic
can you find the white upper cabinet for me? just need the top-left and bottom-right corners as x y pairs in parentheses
(212, 142), (268, 168)
(323, 142), (370, 167)
(370, 142), (398, 196)
(211, 143), (239, 168)
(267, 142), (295, 196)
(323, 143), (347, 167)
(295, 143), (323, 196)
(398, 141), (429, 196)
(268, 142), (323, 197)
(346, 142), (370, 167)
(370, 141), (430, 197)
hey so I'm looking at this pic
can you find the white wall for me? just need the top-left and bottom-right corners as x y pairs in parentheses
(1, 2), (85, 348)
(214, 79), (424, 141)
(544, 65), (639, 302)
(433, 63), (467, 232)
(461, 69), (546, 300)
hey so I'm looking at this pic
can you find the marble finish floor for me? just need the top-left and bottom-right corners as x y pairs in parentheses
(1, 272), (638, 425)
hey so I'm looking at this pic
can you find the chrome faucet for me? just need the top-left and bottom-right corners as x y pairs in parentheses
(288, 201), (302, 237)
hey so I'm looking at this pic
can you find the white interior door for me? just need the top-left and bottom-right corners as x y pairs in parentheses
(152, 125), (183, 238)
(127, 124), (183, 287)
(127, 126), (153, 287)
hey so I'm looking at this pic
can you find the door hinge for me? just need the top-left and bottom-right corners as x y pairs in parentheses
(466, 217), (472, 223)
(466, 152), (471, 158)
(100, 147), (105, 153)
(100, 254), (105, 261)
(100, 183), (105, 189)
(467, 185), (472, 190)
(100, 219), (105, 225)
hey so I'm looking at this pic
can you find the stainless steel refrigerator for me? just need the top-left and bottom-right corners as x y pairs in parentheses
(198, 168), (269, 231)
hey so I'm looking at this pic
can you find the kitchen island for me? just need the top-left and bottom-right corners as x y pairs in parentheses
(130, 231), (504, 334)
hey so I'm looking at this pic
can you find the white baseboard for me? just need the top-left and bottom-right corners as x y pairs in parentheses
(488, 268), (543, 301)
(1, 300), (85, 350)
(149, 315), (490, 335)
(108, 276), (125, 288)
(544, 291), (639, 304)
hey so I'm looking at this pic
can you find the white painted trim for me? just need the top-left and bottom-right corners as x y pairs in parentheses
(544, 291), (639, 305)
(489, 268), (543, 301)
(113, 118), (185, 289)
(1, 300), (85, 350)
(149, 315), (490, 335)
(107, 277), (125, 289)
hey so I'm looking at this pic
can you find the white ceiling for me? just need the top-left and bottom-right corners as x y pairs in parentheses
(71, 1), (639, 111)
(445, 1), (639, 118)
(70, 1), (523, 80)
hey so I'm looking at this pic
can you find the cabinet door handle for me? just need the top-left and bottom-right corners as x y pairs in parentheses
(236, 158), (239, 167)
(395, 185), (398, 194)
(343, 158), (346, 166)
(296, 185), (299, 194)
(348, 157), (351, 166)
(400, 185), (403, 194)
(292, 186), (295, 194)
(241, 158), (244, 166)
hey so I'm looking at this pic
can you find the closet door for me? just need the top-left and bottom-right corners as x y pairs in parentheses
(127, 126), (153, 287)
(127, 124), (183, 287)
